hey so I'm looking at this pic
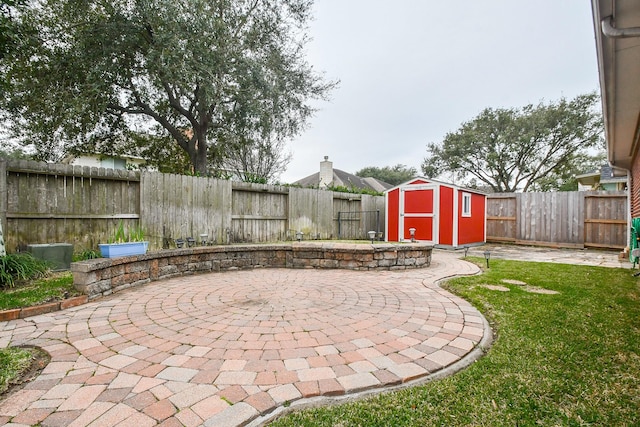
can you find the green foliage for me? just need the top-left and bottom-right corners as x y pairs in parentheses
(0, 272), (77, 310)
(0, 347), (33, 394)
(73, 248), (101, 261)
(0, 0), (28, 61)
(2, 0), (337, 174)
(108, 221), (145, 244)
(325, 184), (383, 196)
(355, 164), (417, 186)
(272, 259), (640, 426)
(290, 182), (382, 196)
(0, 253), (50, 289)
(0, 145), (31, 160)
(422, 93), (604, 192)
(241, 173), (268, 184)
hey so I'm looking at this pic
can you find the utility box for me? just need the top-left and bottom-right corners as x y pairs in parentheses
(27, 243), (74, 271)
(385, 178), (486, 248)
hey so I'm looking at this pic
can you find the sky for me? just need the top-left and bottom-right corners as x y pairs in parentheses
(279, 0), (600, 183)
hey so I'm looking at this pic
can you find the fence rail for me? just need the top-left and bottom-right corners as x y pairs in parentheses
(0, 159), (385, 253)
(1, 160), (627, 253)
(486, 191), (627, 250)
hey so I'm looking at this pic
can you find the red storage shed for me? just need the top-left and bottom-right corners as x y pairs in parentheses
(385, 178), (486, 248)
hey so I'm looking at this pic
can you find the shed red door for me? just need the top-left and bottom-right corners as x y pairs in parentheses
(400, 186), (437, 242)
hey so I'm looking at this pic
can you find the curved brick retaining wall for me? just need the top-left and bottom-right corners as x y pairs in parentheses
(72, 242), (433, 299)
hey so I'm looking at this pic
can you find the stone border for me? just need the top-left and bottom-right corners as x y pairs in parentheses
(72, 242), (433, 299)
(0, 296), (88, 321)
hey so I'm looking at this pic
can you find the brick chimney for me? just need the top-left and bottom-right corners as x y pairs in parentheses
(319, 156), (333, 188)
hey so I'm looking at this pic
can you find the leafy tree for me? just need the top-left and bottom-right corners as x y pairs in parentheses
(422, 93), (604, 192)
(531, 151), (607, 192)
(0, 0), (26, 60)
(222, 133), (292, 183)
(1, 0), (336, 174)
(0, 145), (30, 160)
(355, 164), (417, 186)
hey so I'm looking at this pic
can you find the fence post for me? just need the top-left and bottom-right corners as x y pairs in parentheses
(0, 159), (6, 255)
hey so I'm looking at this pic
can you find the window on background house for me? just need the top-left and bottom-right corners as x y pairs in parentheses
(462, 192), (471, 217)
(101, 157), (127, 170)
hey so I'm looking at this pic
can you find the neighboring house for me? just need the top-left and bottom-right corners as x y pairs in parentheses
(62, 154), (148, 170)
(591, 2), (640, 216)
(293, 156), (393, 193)
(576, 165), (628, 191)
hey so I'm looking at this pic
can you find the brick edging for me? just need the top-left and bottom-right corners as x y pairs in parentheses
(0, 295), (89, 321)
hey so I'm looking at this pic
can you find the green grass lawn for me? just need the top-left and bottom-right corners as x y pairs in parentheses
(0, 272), (78, 310)
(0, 347), (35, 394)
(270, 258), (640, 426)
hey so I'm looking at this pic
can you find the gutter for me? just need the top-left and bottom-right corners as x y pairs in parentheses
(602, 15), (640, 38)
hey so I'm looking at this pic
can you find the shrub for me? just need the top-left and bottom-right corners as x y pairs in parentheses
(73, 249), (101, 261)
(0, 253), (51, 289)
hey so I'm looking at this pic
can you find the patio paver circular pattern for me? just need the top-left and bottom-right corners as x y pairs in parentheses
(0, 251), (487, 427)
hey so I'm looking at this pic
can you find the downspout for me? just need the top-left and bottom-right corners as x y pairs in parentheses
(601, 15), (640, 38)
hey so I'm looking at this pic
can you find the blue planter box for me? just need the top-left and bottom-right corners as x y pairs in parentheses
(98, 242), (149, 258)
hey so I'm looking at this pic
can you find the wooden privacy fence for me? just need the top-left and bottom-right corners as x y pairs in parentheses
(0, 159), (385, 253)
(486, 191), (628, 250)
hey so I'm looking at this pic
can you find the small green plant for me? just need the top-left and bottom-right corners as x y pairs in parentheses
(109, 220), (127, 244)
(128, 225), (146, 242)
(0, 253), (50, 289)
(108, 221), (146, 243)
(73, 248), (101, 261)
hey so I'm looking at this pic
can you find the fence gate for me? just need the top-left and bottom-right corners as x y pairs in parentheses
(583, 193), (627, 249)
(486, 191), (627, 250)
(337, 210), (381, 240)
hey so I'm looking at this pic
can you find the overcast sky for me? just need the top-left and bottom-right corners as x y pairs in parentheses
(279, 1), (600, 183)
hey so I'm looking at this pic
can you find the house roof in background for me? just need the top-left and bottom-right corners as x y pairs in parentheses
(294, 169), (393, 193)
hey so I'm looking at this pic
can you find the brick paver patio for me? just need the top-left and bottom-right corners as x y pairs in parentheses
(0, 251), (488, 426)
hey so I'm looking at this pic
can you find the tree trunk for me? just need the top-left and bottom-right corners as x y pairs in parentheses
(191, 127), (209, 175)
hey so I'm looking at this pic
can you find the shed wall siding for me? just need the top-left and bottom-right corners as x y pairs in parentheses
(458, 192), (486, 245)
(439, 186), (454, 245)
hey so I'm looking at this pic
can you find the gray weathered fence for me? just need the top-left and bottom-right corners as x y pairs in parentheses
(0, 159), (385, 253)
(2, 159), (626, 253)
(486, 191), (627, 249)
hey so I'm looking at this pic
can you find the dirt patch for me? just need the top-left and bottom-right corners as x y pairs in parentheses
(490, 280), (560, 295)
(523, 286), (560, 295)
(0, 346), (50, 401)
(502, 279), (527, 286)
(482, 285), (510, 292)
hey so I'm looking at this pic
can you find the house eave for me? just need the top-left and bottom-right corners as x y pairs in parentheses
(592, 0), (640, 170)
